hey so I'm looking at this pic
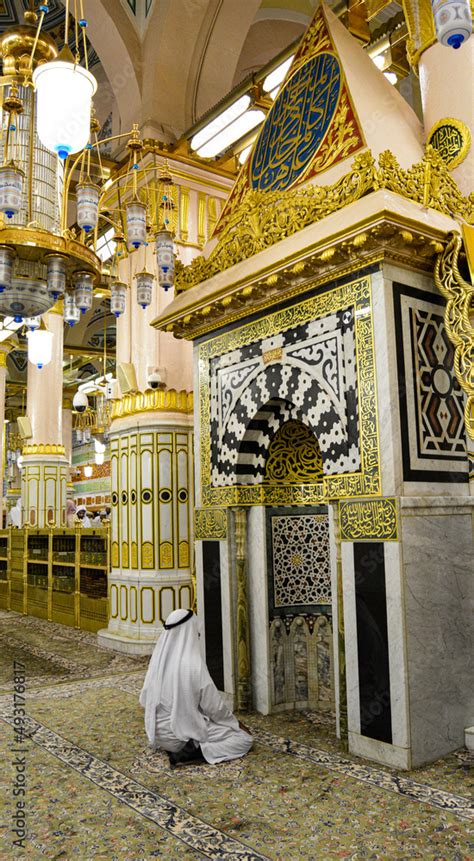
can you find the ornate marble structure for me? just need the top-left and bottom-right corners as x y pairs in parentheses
(154, 4), (473, 770)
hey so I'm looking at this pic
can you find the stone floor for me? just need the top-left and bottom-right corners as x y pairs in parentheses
(0, 610), (472, 860)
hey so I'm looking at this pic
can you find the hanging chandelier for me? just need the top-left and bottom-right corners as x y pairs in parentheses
(0, 1), (178, 335)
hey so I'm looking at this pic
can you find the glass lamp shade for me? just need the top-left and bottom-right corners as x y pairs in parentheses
(27, 329), (54, 369)
(84, 464), (93, 478)
(135, 270), (154, 310)
(64, 292), (81, 326)
(156, 229), (175, 291)
(0, 164), (24, 219)
(24, 316), (41, 330)
(110, 280), (127, 318)
(73, 271), (94, 313)
(0, 246), (15, 293)
(46, 254), (67, 299)
(95, 452), (104, 466)
(432, 0), (472, 47)
(126, 201), (147, 249)
(76, 182), (100, 232)
(33, 60), (97, 159)
(0, 277), (53, 322)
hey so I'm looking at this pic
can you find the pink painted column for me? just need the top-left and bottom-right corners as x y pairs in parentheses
(22, 305), (68, 527)
(419, 38), (474, 194)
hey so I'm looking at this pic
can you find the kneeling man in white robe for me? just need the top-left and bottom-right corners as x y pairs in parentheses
(139, 608), (253, 767)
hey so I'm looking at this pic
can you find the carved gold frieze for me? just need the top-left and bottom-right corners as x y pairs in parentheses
(199, 276), (380, 506)
(174, 147), (473, 295)
(435, 231), (474, 441)
(339, 497), (398, 541)
(194, 507), (227, 540)
(111, 388), (193, 421)
(22, 444), (66, 456)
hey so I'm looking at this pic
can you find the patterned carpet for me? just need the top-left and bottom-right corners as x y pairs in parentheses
(0, 611), (473, 860)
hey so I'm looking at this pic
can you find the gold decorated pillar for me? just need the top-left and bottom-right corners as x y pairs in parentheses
(234, 507), (252, 711)
(22, 305), (68, 527)
(99, 247), (195, 654)
(0, 341), (13, 526)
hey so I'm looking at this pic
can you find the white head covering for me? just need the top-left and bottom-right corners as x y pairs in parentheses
(139, 609), (209, 746)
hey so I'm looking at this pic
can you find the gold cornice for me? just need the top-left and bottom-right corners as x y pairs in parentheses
(153, 210), (448, 340)
(171, 148), (473, 300)
(110, 389), (193, 421)
(22, 444), (66, 456)
(402, 0), (474, 66)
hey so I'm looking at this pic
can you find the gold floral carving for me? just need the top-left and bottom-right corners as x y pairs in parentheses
(234, 508), (251, 711)
(194, 507), (227, 540)
(22, 444), (66, 456)
(175, 147), (474, 295)
(340, 498), (398, 541)
(159, 541), (173, 568)
(111, 388), (193, 421)
(178, 540), (190, 568)
(199, 276), (380, 506)
(141, 541), (154, 569)
(265, 421), (324, 484)
(434, 231), (474, 440)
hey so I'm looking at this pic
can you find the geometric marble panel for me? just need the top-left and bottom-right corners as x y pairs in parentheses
(393, 283), (468, 482)
(267, 506), (331, 618)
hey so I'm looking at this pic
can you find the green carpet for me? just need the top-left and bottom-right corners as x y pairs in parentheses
(0, 611), (472, 860)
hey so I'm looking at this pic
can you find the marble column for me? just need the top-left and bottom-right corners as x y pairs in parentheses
(62, 397), (74, 500)
(419, 37), (474, 194)
(98, 246), (194, 654)
(0, 341), (13, 527)
(22, 305), (68, 527)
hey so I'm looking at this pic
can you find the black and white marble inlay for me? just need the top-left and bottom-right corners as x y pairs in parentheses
(209, 308), (360, 486)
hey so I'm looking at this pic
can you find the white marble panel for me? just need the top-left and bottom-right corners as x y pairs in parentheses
(401, 497), (474, 766)
(328, 505), (340, 736)
(247, 506), (271, 714)
(341, 542), (360, 736)
(384, 542), (410, 750)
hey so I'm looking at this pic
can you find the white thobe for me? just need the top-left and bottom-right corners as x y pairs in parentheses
(155, 667), (252, 764)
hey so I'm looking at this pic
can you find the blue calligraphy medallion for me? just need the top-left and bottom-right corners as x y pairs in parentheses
(250, 53), (342, 192)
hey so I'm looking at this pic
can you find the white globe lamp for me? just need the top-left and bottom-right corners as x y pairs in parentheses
(27, 329), (54, 369)
(33, 49), (97, 160)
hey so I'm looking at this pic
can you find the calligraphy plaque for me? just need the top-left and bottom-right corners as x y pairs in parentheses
(214, 4), (365, 235)
(340, 498), (398, 541)
(427, 118), (471, 170)
(251, 53), (342, 192)
(195, 507), (227, 540)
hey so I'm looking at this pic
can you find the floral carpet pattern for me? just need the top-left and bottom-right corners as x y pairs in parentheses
(0, 611), (473, 860)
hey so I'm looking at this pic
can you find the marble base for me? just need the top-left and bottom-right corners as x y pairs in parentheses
(465, 727), (474, 751)
(348, 731), (411, 770)
(401, 496), (474, 767)
(97, 629), (157, 655)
